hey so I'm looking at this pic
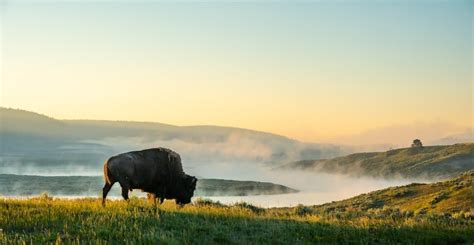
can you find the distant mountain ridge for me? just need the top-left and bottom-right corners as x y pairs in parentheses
(282, 143), (474, 179)
(0, 107), (291, 142)
(0, 107), (348, 175)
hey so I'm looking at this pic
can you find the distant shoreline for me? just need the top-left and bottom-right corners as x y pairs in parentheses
(0, 174), (298, 197)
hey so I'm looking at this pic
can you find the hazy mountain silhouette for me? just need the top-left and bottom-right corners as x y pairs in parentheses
(0, 107), (348, 175)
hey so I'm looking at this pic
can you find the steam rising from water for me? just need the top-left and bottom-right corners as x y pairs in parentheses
(0, 136), (422, 207)
(192, 165), (415, 207)
(1, 161), (417, 207)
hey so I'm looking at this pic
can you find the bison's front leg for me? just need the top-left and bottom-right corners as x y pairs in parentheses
(154, 186), (166, 205)
(120, 185), (130, 201)
(175, 200), (184, 208)
(117, 178), (131, 202)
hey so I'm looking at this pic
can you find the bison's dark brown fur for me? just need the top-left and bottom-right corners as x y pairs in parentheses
(102, 148), (197, 206)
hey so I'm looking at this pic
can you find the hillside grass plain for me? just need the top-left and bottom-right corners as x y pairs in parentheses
(284, 143), (474, 179)
(304, 171), (473, 214)
(1, 197), (472, 244)
(1, 172), (472, 244)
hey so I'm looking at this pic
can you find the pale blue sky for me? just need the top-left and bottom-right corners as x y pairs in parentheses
(1, 0), (472, 141)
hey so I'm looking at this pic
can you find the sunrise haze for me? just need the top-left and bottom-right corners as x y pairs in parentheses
(1, 0), (472, 143)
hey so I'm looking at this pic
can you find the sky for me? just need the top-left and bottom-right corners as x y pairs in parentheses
(0, 0), (472, 142)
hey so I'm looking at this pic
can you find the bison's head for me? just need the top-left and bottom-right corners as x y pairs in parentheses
(176, 175), (197, 205)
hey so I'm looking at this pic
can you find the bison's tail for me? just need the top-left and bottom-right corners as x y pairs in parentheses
(103, 159), (112, 184)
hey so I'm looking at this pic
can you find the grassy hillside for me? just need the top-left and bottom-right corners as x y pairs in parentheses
(305, 171), (473, 215)
(0, 174), (298, 197)
(283, 143), (474, 179)
(1, 173), (472, 243)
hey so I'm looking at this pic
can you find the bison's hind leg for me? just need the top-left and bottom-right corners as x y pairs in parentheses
(102, 182), (114, 207)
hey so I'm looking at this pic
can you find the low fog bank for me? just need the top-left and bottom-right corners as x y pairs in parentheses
(0, 134), (347, 176)
(200, 173), (416, 207)
(0, 132), (350, 176)
(0, 165), (101, 176)
(1, 134), (436, 207)
(86, 135), (348, 165)
(184, 161), (421, 191)
(191, 164), (418, 207)
(1, 108), (464, 207)
(1, 161), (423, 207)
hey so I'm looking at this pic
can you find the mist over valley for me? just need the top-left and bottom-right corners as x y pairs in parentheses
(2, 107), (470, 207)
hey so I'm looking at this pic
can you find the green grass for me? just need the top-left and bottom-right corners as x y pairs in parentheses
(1, 197), (473, 244)
(283, 143), (474, 179)
(306, 171), (474, 214)
(1, 172), (473, 244)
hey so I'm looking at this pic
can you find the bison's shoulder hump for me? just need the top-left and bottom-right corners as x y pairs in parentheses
(154, 147), (182, 163)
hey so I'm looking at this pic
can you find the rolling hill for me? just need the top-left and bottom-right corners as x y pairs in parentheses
(0, 107), (348, 175)
(308, 171), (473, 214)
(281, 143), (474, 179)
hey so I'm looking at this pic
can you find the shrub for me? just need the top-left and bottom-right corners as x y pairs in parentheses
(235, 202), (264, 214)
(32, 192), (52, 201)
(430, 192), (448, 205)
(193, 198), (224, 207)
(294, 204), (312, 216)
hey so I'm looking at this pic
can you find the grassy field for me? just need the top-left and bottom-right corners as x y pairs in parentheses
(1, 172), (473, 244)
(1, 197), (473, 244)
(283, 143), (474, 179)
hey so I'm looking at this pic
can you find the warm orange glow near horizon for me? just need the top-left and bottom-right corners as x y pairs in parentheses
(1, 1), (472, 144)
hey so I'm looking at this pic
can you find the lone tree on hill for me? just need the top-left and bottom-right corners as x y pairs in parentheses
(411, 139), (423, 148)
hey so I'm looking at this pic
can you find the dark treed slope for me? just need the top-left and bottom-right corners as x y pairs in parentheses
(0, 174), (298, 197)
(282, 143), (474, 179)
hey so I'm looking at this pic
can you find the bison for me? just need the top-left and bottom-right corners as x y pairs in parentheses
(102, 147), (197, 206)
